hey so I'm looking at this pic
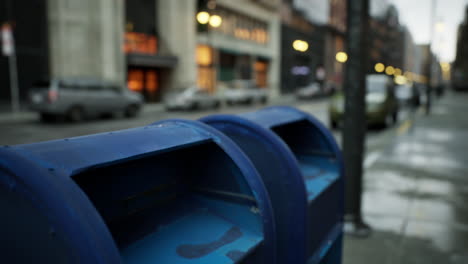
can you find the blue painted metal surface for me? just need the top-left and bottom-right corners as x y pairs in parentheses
(0, 120), (276, 264)
(200, 106), (344, 264)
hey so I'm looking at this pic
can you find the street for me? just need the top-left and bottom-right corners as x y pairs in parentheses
(0, 97), (412, 170)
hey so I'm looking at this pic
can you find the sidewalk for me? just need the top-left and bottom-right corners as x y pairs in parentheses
(343, 91), (468, 264)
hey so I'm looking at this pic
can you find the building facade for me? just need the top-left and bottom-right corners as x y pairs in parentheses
(194, 0), (281, 96)
(0, 0), (281, 104)
(0, 0), (49, 102)
(368, 5), (405, 74)
(280, 0), (326, 94)
(324, 0), (347, 89)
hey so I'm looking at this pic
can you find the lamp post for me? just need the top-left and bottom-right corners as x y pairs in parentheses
(426, 0), (437, 115)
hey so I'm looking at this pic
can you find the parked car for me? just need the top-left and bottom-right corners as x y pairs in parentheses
(224, 80), (268, 105)
(295, 82), (321, 100)
(395, 83), (420, 108)
(29, 78), (143, 122)
(164, 86), (221, 111)
(329, 74), (399, 128)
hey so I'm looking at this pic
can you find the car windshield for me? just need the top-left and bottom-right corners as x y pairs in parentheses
(182, 86), (199, 96)
(366, 80), (387, 94)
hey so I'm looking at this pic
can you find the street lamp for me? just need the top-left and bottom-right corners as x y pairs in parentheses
(335, 52), (348, 63)
(394, 68), (402, 76)
(374, 63), (385, 73)
(209, 14), (222, 28)
(435, 21), (445, 32)
(292, 40), (309, 52)
(385, 66), (395, 75)
(196, 11), (210, 24)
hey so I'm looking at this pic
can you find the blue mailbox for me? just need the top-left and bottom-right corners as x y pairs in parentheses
(0, 120), (276, 264)
(200, 106), (344, 264)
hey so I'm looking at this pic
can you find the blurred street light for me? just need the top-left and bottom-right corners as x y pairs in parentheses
(335, 51), (348, 63)
(385, 66), (395, 75)
(394, 75), (407, 85)
(293, 40), (309, 52)
(404, 71), (413, 81)
(394, 68), (402, 76)
(209, 15), (222, 28)
(196, 11), (210, 24)
(435, 21), (445, 32)
(440, 62), (450, 72)
(374, 63), (385, 73)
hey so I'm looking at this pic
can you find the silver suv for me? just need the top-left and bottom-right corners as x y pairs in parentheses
(29, 78), (143, 122)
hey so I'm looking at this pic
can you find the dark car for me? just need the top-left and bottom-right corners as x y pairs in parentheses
(29, 78), (143, 122)
(329, 74), (399, 128)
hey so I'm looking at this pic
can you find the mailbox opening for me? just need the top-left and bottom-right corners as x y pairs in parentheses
(271, 120), (340, 201)
(73, 141), (264, 263)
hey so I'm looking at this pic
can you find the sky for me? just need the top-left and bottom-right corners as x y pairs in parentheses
(390, 0), (467, 62)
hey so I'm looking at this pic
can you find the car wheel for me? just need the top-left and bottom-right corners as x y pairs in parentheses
(213, 101), (221, 109)
(245, 98), (253, 105)
(67, 106), (84, 123)
(226, 101), (234, 106)
(124, 104), (140, 118)
(392, 111), (398, 124)
(40, 113), (56, 123)
(260, 97), (268, 104)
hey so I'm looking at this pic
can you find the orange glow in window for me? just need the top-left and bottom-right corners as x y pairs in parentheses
(127, 69), (144, 92)
(124, 32), (158, 55)
(196, 45), (213, 66)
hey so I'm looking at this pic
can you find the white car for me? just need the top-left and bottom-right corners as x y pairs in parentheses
(295, 83), (322, 100)
(164, 86), (221, 111)
(224, 80), (268, 105)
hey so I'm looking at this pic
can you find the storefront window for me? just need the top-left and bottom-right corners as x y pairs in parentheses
(255, 61), (269, 88)
(125, 0), (158, 55)
(127, 69), (144, 92)
(127, 68), (160, 101)
(124, 32), (158, 55)
(196, 45), (216, 92)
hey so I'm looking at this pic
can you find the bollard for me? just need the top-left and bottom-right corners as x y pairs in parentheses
(0, 120), (276, 264)
(201, 106), (344, 264)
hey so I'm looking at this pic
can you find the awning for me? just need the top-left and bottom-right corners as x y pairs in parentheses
(126, 53), (178, 68)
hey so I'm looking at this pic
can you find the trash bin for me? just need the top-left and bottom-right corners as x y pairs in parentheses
(200, 106), (344, 264)
(0, 120), (276, 264)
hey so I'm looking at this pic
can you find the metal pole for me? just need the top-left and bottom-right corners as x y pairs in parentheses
(425, 0), (436, 115)
(5, 0), (20, 113)
(342, 0), (371, 237)
(8, 48), (20, 113)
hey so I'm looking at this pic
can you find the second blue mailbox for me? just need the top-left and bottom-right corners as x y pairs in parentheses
(201, 106), (344, 264)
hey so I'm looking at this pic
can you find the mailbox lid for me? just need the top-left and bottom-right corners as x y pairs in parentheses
(14, 123), (213, 176)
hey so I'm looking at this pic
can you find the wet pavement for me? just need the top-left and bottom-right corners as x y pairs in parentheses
(344, 91), (468, 264)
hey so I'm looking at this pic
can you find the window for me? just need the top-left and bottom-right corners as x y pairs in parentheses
(255, 60), (269, 88)
(196, 45), (216, 92)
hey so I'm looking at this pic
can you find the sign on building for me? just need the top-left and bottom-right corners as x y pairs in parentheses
(1, 23), (14, 56)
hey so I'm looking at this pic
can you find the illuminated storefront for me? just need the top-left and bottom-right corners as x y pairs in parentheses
(125, 0), (177, 102)
(195, 0), (278, 94)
